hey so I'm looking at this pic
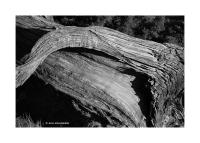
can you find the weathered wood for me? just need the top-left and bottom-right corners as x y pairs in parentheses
(16, 16), (184, 127)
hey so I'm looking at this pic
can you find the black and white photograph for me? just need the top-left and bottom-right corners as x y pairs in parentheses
(16, 16), (184, 127)
(2, 0), (200, 142)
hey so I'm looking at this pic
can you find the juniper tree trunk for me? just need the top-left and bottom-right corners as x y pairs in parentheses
(16, 16), (184, 127)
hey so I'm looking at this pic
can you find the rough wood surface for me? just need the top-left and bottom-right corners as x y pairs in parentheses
(16, 16), (184, 127)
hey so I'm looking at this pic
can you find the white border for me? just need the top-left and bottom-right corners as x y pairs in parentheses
(0, 0), (199, 143)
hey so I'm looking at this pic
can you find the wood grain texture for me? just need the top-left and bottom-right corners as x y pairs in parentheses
(16, 16), (184, 127)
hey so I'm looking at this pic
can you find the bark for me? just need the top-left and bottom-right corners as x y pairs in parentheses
(16, 16), (184, 127)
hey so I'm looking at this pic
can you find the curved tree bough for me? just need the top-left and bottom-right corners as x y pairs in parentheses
(16, 16), (184, 127)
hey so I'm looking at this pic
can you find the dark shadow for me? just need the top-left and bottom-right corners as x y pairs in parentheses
(121, 68), (155, 127)
(59, 47), (120, 61)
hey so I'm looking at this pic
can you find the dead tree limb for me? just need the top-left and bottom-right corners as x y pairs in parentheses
(16, 16), (184, 127)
